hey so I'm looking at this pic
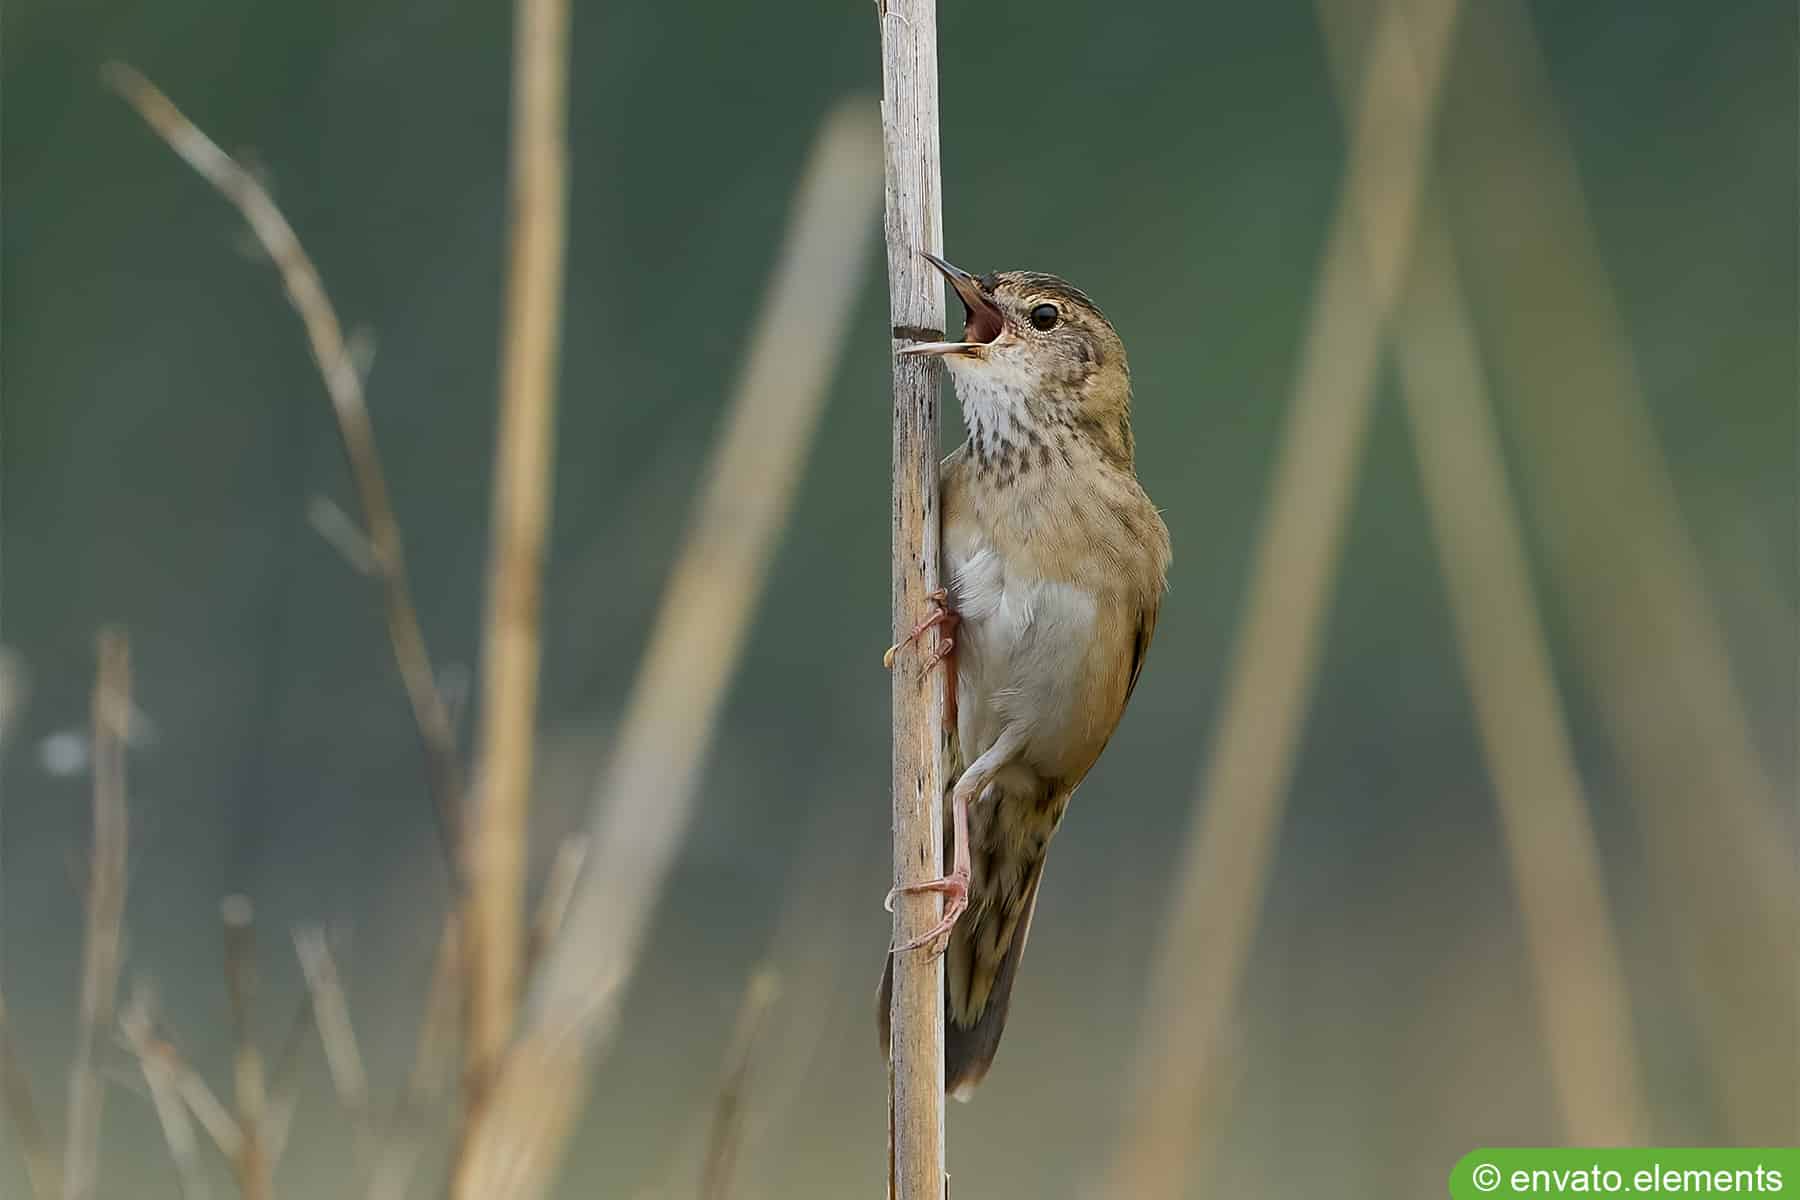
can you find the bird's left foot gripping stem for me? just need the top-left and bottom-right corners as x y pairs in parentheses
(884, 588), (958, 675)
(885, 764), (974, 959)
(885, 592), (966, 957)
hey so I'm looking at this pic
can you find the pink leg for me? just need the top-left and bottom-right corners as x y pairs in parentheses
(885, 766), (974, 957)
(883, 589), (959, 673)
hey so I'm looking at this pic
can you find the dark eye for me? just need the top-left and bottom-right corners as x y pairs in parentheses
(1029, 303), (1059, 331)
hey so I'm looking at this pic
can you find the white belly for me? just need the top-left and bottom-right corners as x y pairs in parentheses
(947, 531), (1097, 776)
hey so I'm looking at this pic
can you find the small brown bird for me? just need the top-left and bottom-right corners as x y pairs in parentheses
(879, 254), (1170, 1097)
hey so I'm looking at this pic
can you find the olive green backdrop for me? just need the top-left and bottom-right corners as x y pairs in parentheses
(3, 0), (1793, 1196)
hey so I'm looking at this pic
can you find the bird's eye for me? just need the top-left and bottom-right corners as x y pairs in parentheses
(1029, 303), (1059, 331)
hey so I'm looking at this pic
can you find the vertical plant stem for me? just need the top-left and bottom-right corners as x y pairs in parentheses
(1103, 0), (1460, 1193)
(461, 0), (572, 1124)
(62, 630), (130, 1200)
(458, 98), (881, 1200)
(875, 1), (950, 1196)
(222, 897), (273, 1200)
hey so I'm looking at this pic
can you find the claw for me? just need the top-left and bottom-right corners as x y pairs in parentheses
(919, 636), (954, 678)
(886, 868), (971, 957)
(883, 589), (958, 671)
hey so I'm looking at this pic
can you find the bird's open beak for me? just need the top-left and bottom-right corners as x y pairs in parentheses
(896, 252), (1005, 357)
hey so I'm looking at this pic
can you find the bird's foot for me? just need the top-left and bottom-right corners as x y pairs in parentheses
(883, 589), (959, 676)
(884, 867), (970, 958)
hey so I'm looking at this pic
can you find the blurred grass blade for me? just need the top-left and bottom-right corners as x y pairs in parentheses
(1103, 0), (1462, 1193)
(105, 63), (466, 883)
(700, 970), (781, 1200)
(1396, 212), (1648, 1143)
(1439, 0), (1796, 1138)
(457, 96), (884, 1198)
(1, 990), (59, 1200)
(63, 630), (130, 1200)
(119, 985), (211, 1200)
(459, 0), (572, 1133)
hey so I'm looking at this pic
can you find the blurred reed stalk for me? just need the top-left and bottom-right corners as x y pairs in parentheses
(0, 657), (48, 1197)
(103, 64), (466, 879)
(367, 919), (462, 1200)
(262, 988), (323, 1167)
(1102, 0), (1460, 1194)
(875, 0), (952, 1194)
(452, 97), (883, 1198)
(105, 52), (503, 1193)
(221, 897), (274, 1200)
(457, 0), (571, 1170)
(1438, 0), (1795, 1138)
(0, 991), (57, 1200)
(1393, 213), (1647, 1142)
(62, 630), (130, 1200)
(120, 986), (211, 1200)
(1313, 0), (1648, 1145)
(735, 764), (886, 1195)
(700, 970), (781, 1200)
(294, 928), (372, 1161)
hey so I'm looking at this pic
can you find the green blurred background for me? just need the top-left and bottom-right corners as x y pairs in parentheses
(2, 0), (1793, 1196)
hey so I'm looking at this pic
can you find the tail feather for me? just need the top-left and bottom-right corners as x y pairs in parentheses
(877, 787), (1056, 1098)
(944, 865), (1042, 1097)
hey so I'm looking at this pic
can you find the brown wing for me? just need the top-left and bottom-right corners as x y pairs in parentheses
(1121, 598), (1158, 710)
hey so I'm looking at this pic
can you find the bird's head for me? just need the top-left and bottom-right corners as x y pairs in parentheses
(899, 253), (1134, 465)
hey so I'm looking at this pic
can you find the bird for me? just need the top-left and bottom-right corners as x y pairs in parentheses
(878, 253), (1170, 1098)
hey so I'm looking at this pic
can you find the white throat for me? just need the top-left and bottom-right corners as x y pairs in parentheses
(948, 357), (1039, 451)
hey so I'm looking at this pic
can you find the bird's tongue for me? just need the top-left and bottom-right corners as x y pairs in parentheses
(962, 296), (1003, 344)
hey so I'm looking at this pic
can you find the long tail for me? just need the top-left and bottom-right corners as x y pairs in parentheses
(878, 781), (1060, 1098)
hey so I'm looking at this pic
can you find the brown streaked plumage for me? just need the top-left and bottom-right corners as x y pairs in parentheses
(880, 255), (1170, 1097)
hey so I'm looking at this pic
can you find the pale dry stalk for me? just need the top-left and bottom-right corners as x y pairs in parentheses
(1103, 0), (1461, 1192)
(874, 0), (952, 1194)
(456, 98), (882, 1198)
(105, 63), (466, 874)
(62, 630), (131, 1200)
(459, 0), (571, 1134)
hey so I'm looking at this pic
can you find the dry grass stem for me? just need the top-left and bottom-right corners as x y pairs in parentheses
(1394, 213), (1649, 1142)
(119, 986), (210, 1200)
(1439, 0), (1796, 1137)
(294, 928), (370, 1128)
(263, 992), (321, 1168)
(105, 63), (466, 876)
(62, 629), (131, 1200)
(222, 897), (274, 1200)
(875, 0), (952, 1192)
(447, 97), (881, 1200)
(458, 0), (572, 1133)
(732, 773), (883, 1191)
(700, 970), (781, 1200)
(170, 1065), (244, 1164)
(1, 991), (60, 1200)
(368, 919), (463, 1200)
(523, 834), (589, 983)
(1103, 0), (1461, 1193)
(1308, 0), (1651, 1145)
